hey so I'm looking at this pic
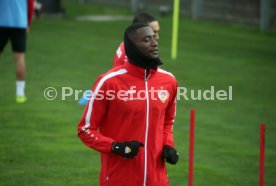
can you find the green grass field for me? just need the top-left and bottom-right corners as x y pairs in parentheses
(1, 1), (276, 185)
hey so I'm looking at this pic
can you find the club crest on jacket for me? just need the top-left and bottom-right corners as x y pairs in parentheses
(158, 90), (169, 103)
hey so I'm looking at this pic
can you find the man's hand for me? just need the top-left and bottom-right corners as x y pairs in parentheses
(162, 145), (179, 164)
(111, 141), (144, 159)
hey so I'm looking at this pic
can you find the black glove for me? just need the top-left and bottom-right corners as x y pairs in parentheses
(162, 145), (179, 164)
(111, 141), (144, 159)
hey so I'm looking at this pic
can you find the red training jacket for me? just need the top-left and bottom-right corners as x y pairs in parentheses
(78, 62), (178, 186)
(28, 0), (35, 26)
(113, 42), (128, 68)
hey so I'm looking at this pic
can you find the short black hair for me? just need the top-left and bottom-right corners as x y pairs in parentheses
(132, 12), (157, 24)
(124, 23), (149, 41)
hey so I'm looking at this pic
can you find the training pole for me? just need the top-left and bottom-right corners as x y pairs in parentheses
(188, 109), (195, 186)
(171, 0), (180, 59)
(259, 123), (265, 186)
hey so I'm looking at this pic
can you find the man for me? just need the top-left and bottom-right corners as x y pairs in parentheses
(113, 12), (160, 68)
(0, 0), (34, 103)
(78, 24), (179, 186)
(78, 12), (160, 105)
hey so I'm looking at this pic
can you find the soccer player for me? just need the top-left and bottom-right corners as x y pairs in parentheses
(0, 0), (34, 103)
(78, 12), (160, 105)
(113, 12), (160, 68)
(78, 23), (179, 186)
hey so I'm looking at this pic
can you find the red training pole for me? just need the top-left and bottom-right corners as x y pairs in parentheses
(188, 109), (195, 186)
(259, 123), (265, 186)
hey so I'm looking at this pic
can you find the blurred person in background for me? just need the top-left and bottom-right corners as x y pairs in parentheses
(34, 0), (43, 18)
(0, 0), (35, 103)
(78, 23), (178, 186)
(79, 12), (160, 105)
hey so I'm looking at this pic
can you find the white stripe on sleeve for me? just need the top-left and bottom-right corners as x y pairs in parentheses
(84, 69), (127, 128)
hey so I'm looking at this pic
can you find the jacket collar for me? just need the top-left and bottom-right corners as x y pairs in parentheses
(125, 62), (157, 80)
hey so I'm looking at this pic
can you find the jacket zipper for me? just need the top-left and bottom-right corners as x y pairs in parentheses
(143, 70), (150, 186)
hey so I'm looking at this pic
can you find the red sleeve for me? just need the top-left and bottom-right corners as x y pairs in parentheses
(163, 80), (178, 147)
(78, 76), (115, 153)
(113, 42), (127, 68)
(27, 0), (35, 27)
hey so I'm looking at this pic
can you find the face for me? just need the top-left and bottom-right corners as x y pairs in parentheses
(148, 21), (160, 41)
(130, 26), (159, 59)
